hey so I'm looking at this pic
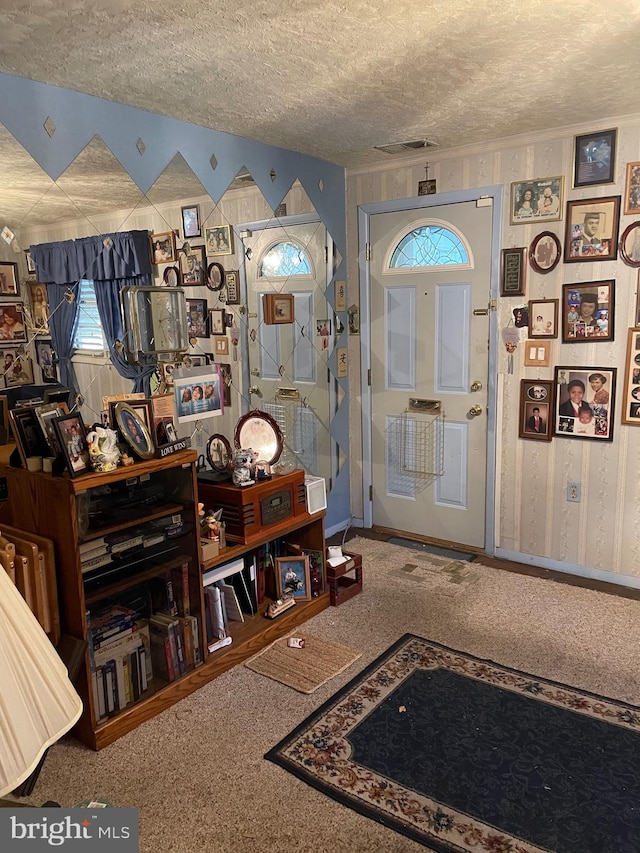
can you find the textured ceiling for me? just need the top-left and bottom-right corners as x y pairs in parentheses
(2, 0), (639, 171)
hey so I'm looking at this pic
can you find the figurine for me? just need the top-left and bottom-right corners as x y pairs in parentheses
(202, 507), (223, 540)
(232, 447), (255, 487)
(86, 426), (121, 472)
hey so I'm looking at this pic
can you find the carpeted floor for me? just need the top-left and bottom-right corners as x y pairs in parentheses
(5, 535), (640, 853)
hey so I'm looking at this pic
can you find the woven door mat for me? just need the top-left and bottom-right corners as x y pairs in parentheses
(245, 633), (362, 693)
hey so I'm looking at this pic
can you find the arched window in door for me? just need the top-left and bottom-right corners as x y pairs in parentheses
(258, 241), (313, 277)
(388, 221), (472, 270)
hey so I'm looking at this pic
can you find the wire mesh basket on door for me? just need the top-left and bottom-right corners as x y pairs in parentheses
(386, 409), (445, 494)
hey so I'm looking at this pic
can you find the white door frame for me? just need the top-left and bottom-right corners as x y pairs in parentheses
(358, 186), (503, 555)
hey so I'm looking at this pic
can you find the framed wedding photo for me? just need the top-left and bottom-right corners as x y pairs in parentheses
(621, 328), (640, 425)
(518, 379), (553, 442)
(554, 365), (616, 441)
(561, 281), (614, 344)
(564, 196), (620, 263)
(624, 162), (640, 215)
(573, 128), (616, 188)
(510, 176), (563, 225)
(619, 221), (640, 267)
(528, 299), (558, 339)
(529, 231), (561, 274)
(499, 247), (527, 297)
(181, 204), (201, 239)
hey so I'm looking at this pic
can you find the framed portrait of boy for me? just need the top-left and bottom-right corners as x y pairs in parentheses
(518, 379), (553, 442)
(275, 556), (311, 601)
(554, 366), (616, 442)
(564, 197), (620, 263)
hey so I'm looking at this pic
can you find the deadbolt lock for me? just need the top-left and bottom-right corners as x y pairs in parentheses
(470, 381), (483, 392)
(469, 404), (483, 417)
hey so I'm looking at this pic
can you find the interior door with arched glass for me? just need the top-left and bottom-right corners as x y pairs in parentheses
(242, 221), (335, 484)
(369, 201), (493, 550)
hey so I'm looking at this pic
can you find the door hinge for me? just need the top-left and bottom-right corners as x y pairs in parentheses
(369, 484), (373, 502)
(366, 242), (371, 261)
(367, 368), (371, 386)
(324, 246), (329, 263)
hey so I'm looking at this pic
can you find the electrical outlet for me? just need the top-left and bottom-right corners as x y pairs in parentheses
(567, 481), (581, 503)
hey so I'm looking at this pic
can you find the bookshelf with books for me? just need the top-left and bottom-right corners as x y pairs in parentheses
(7, 454), (330, 750)
(6, 450), (206, 750)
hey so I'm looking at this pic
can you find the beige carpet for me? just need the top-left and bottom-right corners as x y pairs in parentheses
(245, 633), (361, 693)
(5, 534), (640, 853)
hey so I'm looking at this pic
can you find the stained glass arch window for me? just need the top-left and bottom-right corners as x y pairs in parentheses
(258, 241), (313, 277)
(387, 220), (472, 271)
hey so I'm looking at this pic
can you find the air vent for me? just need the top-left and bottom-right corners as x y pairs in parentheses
(374, 139), (437, 155)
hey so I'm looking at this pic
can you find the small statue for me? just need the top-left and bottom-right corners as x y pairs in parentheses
(232, 447), (255, 487)
(86, 426), (121, 472)
(202, 507), (223, 540)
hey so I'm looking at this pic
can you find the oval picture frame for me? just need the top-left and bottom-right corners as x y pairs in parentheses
(114, 401), (155, 460)
(619, 221), (640, 268)
(206, 262), (225, 291)
(162, 266), (180, 287)
(206, 433), (233, 473)
(234, 410), (283, 466)
(529, 231), (561, 274)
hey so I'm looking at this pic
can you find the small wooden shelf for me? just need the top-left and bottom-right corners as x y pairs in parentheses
(81, 502), (185, 542)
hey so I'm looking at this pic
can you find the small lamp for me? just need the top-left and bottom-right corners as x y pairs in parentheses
(0, 565), (83, 798)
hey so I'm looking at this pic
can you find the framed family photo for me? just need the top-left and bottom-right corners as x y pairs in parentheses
(500, 248), (527, 297)
(205, 224), (233, 257)
(621, 328), (640, 425)
(529, 231), (561, 274)
(564, 196), (620, 263)
(275, 555), (311, 601)
(35, 339), (57, 382)
(561, 281), (614, 343)
(150, 231), (176, 264)
(528, 299), (558, 339)
(573, 128), (616, 188)
(186, 298), (208, 338)
(510, 177), (563, 225)
(518, 379), (553, 442)
(554, 366), (616, 441)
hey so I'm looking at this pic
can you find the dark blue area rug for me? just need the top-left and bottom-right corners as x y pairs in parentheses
(265, 634), (640, 852)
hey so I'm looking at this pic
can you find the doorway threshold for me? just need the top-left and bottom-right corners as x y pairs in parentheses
(387, 537), (477, 562)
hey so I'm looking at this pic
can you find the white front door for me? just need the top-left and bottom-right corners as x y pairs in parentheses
(242, 222), (334, 483)
(368, 199), (493, 549)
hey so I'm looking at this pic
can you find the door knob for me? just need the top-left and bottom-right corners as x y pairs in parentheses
(470, 381), (483, 392)
(469, 404), (483, 417)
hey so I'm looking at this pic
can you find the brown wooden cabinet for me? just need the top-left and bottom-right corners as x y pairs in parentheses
(7, 453), (328, 750)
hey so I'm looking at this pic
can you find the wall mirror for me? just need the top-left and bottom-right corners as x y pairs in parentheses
(1, 123), (346, 508)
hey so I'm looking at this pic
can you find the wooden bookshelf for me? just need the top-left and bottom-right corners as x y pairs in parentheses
(6, 454), (329, 750)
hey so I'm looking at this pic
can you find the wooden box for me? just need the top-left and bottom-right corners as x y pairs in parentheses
(197, 469), (307, 545)
(326, 551), (363, 607)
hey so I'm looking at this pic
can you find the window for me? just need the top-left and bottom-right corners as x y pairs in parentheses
(72, 279), (108, 353)
(389, 224), (470, 269)
(259, 241), (312, 277)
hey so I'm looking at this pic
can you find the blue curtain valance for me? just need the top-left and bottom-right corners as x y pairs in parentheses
(30, 230), (152, 285)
